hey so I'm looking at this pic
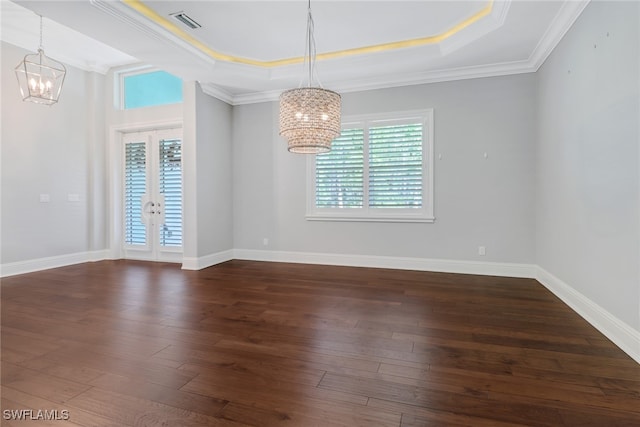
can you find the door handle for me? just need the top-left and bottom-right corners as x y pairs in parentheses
(143, 201), (164, 215)
(143, 200), (156, 216)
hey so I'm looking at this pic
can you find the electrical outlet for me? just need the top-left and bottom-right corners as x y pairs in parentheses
(263, 238), (269, 246)
(39, 194), (50, 203)
(478, 246), (486, 256)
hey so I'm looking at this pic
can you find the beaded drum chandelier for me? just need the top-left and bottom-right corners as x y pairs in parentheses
(279, 0), (341, 154)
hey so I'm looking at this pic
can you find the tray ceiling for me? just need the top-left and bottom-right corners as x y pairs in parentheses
(2, 0), (589, 104)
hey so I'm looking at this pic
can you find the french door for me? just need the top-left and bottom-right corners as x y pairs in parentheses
(123, 128), (183, 262)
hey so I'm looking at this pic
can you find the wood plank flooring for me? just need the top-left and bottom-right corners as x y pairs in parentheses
(1, 259), (639, 426)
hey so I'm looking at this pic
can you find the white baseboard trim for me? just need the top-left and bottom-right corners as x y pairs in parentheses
(536, 266), (640, 364)
(182, 249), (234, 270)
(232, 249), (537, 278)
(89, 249), (111, 262)
(0, 250), (110, 278)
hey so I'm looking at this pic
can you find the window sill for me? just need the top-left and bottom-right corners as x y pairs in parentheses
(305, 215), (435, 223)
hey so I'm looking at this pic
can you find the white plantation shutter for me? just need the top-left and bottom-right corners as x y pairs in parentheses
(368, 123), (423, 208)
(124, 142), (147, 245)
(158, 138), (182, 247)
(308, 110), (434, 222)
(315, 128), (364, 208)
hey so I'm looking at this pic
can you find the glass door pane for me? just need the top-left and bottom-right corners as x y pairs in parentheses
(124, 141), (147, 246)
(158, 138), (182, 247)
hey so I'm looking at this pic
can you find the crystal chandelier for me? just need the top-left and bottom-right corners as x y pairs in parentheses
(15, 15), (66, 105)
(279, 0), (341, 154)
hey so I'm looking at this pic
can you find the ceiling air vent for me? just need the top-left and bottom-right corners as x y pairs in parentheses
(169, 11), (201, 29)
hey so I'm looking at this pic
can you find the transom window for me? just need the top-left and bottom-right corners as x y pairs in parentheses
(306, 109), (434, 222)
(120, 69), (183, 110)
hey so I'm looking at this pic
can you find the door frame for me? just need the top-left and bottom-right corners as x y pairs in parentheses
(108, 119), (183, 263)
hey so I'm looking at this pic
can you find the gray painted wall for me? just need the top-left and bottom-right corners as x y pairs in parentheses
(1, 41), (104, 264)
(536, 1), (640, 330)
(232, 102), (278, 255)
(233, 74), (538, 263)
(195, 84), (233, 256)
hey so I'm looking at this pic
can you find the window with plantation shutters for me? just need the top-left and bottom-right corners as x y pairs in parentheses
(315, 128), (364, 208)
(369, 123), (423, 208)
(124, 142), (147, 245)
(307, 110), (434, 222)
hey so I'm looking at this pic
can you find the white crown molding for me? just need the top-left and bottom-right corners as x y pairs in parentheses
(528, 0), (591, 71)
(198, 82), (235, 105)
(229, 59), (537, 105)
(336, 60), (537, 96)
(231, 89), (283, 105)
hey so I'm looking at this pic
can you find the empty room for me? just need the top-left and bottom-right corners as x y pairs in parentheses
(1, 0), (639, 425)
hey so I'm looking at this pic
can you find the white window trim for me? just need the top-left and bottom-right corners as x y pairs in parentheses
(115, 65), (154, 110)
(115, 65), (183, 110)
(306, 109), (435, 223)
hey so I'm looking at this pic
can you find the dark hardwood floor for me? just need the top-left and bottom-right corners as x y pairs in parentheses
(1, 260), (639, 426)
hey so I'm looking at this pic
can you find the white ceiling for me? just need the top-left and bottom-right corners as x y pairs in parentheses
(2, 0), (589, 104)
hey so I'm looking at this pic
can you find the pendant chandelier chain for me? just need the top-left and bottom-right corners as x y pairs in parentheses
(39, 15), (43, 51)
(300, 0), (322, 89)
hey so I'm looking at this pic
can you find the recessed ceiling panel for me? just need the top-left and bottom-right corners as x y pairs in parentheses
(4, 0), (589, 104)
(144, 1), (489, 61)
